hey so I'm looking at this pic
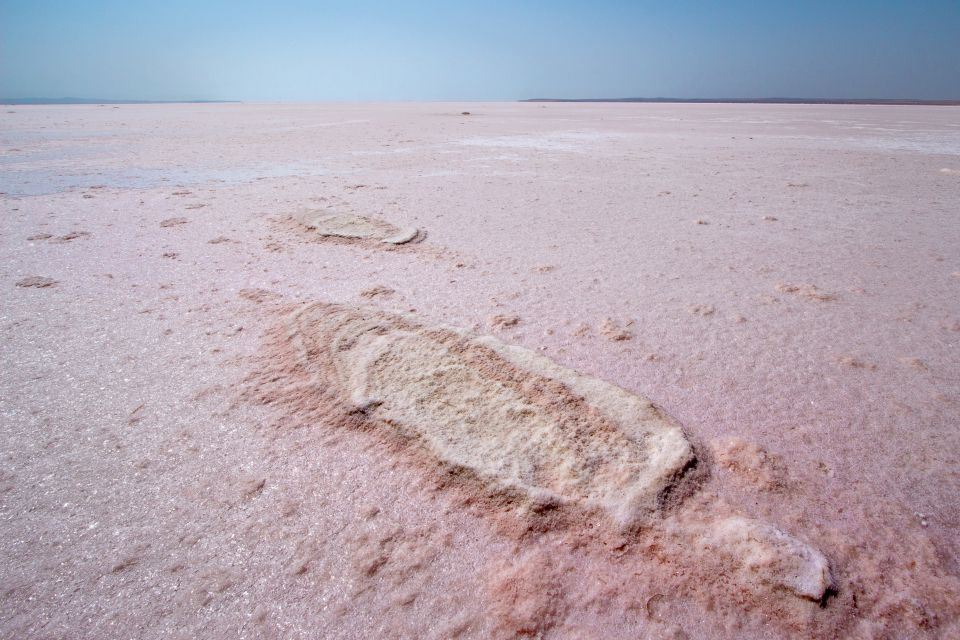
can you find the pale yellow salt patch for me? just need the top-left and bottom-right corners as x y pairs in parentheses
(294, 211), (420, 244)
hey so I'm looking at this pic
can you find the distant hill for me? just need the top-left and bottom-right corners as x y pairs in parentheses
(1, 97), (240, 105)
(522, 97), (960, 106)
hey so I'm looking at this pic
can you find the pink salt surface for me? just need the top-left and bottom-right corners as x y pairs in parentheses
(1, 102), (960, 638)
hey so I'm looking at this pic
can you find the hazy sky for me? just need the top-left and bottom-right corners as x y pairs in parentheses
(2, 0), (958, 101)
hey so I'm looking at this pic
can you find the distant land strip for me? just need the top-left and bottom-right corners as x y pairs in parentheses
(1, 98), (241, 105)
(522, 97), (960, 106)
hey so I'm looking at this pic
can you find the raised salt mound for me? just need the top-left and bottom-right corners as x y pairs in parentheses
(285, 303), (694, 528)
(277, 303), (833, 600)
(294, 211), (420, 244)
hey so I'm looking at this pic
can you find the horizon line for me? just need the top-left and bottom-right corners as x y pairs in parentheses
(523, 97), (960, 106)
(4, 96), (960, 107)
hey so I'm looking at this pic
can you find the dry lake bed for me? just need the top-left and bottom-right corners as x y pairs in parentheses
(2, 102), (960, 639)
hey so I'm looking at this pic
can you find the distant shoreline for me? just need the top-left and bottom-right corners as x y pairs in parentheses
(5, 97), (958, 107)
(1, 98), (240, 105)
(522, 97), (960, 106)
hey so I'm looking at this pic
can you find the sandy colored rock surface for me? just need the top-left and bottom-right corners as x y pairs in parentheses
(2, 102), (960, 638)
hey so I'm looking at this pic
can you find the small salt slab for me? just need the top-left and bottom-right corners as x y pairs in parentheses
(16, 276), (58, 288)
(294, 211), (420, 245)
(701, 516), (833, 600)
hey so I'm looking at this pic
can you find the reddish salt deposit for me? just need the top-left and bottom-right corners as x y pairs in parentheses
(2, 102), (960, 638)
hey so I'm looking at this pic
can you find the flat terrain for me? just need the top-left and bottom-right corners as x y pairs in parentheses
(2, 102), (959, 639)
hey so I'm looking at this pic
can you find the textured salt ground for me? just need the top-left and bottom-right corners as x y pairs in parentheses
(1, 103), (960, 639)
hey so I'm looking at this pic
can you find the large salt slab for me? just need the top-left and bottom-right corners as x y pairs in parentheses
(285, 303), (695, 528)
(294, 211), (420, 244)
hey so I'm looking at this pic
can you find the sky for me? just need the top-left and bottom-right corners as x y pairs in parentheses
(1, 0), (959, 101)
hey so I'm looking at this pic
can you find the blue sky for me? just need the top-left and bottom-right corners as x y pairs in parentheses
(1, 0), (958, 100)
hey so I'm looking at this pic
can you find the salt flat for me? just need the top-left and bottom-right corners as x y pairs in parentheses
(1, 102), (959, 638)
